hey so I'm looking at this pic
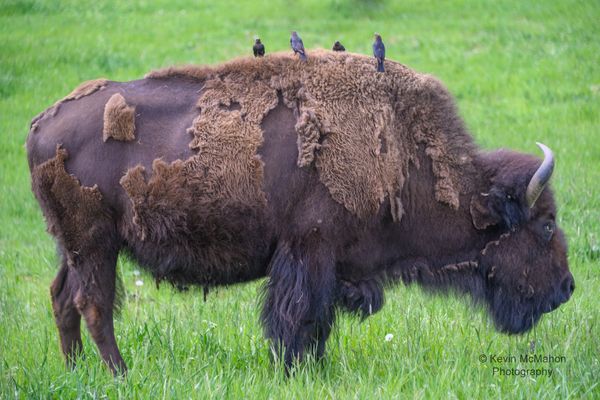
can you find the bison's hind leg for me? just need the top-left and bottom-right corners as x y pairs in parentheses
(51, 235), (126, 375)
(31, 147), (126, 374)
(50, 259), (83, 368)
(73, 240), (126, 375)
(261, 236), (336, 369)
(50, 233), (126, 375)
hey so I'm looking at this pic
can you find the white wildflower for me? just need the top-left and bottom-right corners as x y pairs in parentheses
(385, 333), (394, 342)
(135, 279), (144, 287)
(133, 270), (141, 276)
(202, 320), (217, 329)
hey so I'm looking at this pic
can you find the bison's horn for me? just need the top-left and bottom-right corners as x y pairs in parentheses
(526, 142), (555, 208)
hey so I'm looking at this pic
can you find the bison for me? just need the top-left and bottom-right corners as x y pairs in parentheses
(26, 50), (574, 374)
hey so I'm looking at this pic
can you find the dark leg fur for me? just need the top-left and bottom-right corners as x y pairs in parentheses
(51, 227), (126, 375)
(50, 262), (83, 368)
(72, 238), (127, 375)
(261, 237), (336, 369)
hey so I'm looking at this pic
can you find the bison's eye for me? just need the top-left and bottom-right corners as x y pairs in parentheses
(542, 222), (554, 241)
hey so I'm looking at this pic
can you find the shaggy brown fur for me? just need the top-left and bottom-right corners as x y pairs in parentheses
(116, 73), (279, 285)
(147, 50), (474, 219)
(30, 145), (106, 266)
(103, 93), (136, 142)
(188, 74), (278, 209)
(62, 78), (109, 102)
(119, 153), (270, 286)
(30, 79), (108, 133)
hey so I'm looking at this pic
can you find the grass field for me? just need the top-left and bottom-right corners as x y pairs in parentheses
(1, 0), (599, 398)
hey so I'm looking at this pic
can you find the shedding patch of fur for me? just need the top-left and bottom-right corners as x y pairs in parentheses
(118, 73), (280, 243)
(30, 79), (108, 133)
(295, 108), (325, 167)
(119, 161), (187, 242)
(118, 73), (278, 271)
(30, 145), (106, 266)
(119, 156), (269, 284)
(103, 93), (136, 142)
(190, 76), (279, 191)
(62, 79), (108, 103)
(146, 51), (475, 219)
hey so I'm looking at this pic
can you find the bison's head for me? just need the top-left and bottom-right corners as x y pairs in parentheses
(471, 143), (574, 334)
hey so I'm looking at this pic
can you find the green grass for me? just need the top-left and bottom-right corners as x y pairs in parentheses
(1, 0), (599, 398)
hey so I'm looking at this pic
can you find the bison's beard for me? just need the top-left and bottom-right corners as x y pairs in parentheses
(487, 289), (545, 334)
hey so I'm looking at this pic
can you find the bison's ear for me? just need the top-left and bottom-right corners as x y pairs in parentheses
(470, 193), (502, 230)
(470, 187), (529, 231)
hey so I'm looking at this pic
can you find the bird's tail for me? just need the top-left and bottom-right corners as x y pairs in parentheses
(377, 59), (385, 72)
(299, 51), (307, 62)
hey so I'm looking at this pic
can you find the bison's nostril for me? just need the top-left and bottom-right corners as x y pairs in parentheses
(560, 274), (575, 301)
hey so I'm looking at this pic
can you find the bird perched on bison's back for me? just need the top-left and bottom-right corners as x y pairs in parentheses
(253, 38), (265, 57)
(290, 31), (307, 62)
(373, 33), (385, 72)
(332, 41), (345, 52)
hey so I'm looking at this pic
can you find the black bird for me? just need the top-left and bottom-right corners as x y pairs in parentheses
(373, 33), (385, 72)
(332, 41), (345, 52)
(253, 38), (265, 57)
(290, 31), (307, 62)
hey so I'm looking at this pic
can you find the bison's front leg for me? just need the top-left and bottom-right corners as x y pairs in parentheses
(261, 236), (336, 369)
